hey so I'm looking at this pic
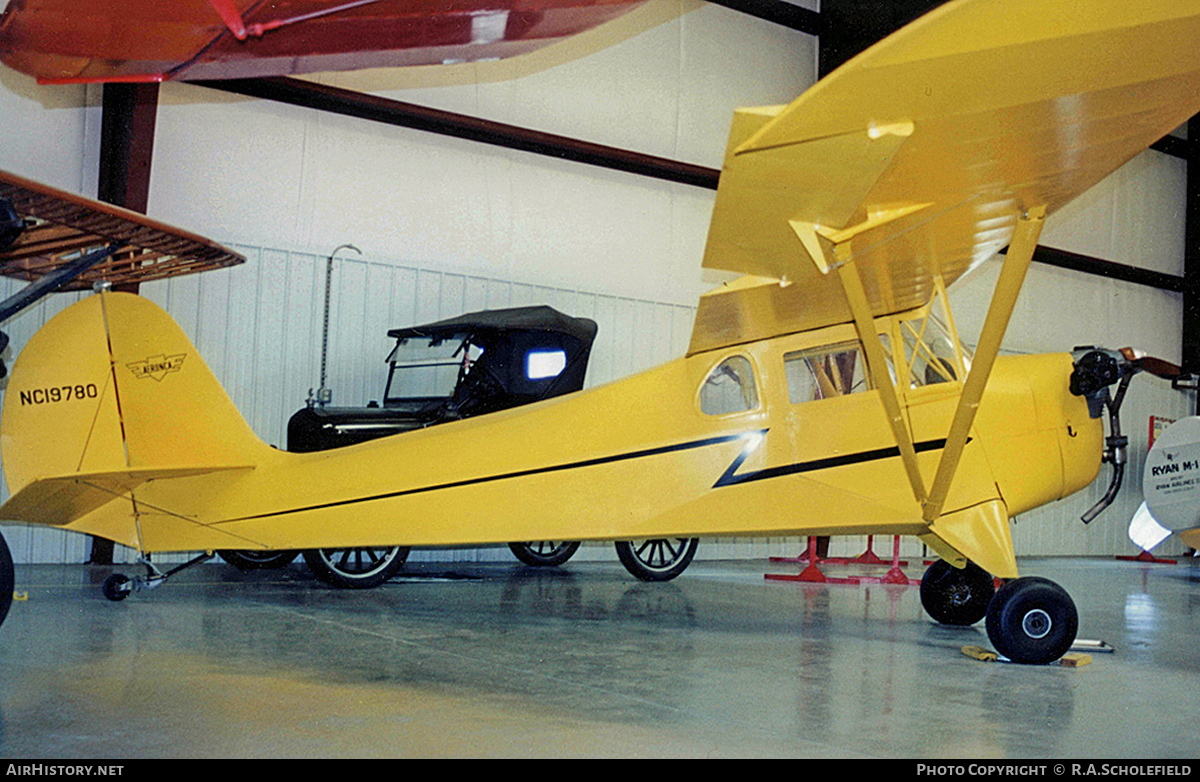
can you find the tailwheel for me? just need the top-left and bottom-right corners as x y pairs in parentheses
(508, 541), (581, 567)
(101, 552), (215, 602)
(985, 576), (1078, 664)
(614, 538), (698, 582)
(102, 573), (132, 602)
(920, 559), (995, 626)
(303, 546), (410, 589)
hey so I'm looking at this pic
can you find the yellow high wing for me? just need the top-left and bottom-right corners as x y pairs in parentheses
(692, 0), (1200, 554)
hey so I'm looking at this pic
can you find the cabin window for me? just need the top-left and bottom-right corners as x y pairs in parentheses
(900, 313), (961, 388)
(700, 356), (759, 415)
(784, 341), (875, 404)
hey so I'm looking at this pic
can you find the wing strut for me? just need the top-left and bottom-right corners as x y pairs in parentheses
(922, 206), (1046, 523)
(835, 260), (928, 507)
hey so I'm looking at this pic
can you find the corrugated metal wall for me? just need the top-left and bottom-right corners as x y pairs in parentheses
(1, 243), (1192, 566)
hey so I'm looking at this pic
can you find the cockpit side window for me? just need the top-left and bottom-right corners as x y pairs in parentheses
(784, 341), (877, 404)
(700, 356), (759, 415)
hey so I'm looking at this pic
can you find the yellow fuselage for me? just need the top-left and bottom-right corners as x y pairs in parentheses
(4, 294), (1098, 581)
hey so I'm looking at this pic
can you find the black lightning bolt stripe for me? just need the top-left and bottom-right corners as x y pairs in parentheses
(714, 437), (953, 488)
(216, 430), (957, 525)
(216, 431), (753, 524)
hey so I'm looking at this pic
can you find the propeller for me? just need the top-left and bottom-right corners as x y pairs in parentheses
(1118, 347), (1183, 380)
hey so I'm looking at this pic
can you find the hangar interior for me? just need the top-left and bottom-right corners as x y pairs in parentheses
(0, 0), (1198, 759)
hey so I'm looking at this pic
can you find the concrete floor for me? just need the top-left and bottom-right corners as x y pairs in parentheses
(0, 553), (1197, 758)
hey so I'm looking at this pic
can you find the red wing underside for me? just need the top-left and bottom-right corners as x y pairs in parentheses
(0, 0), (649, 84)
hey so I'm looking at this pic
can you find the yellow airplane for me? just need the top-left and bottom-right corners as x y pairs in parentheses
(2, 0), (1200, 665)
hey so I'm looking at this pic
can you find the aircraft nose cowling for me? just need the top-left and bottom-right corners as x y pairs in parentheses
(975, 354), (1102, 517)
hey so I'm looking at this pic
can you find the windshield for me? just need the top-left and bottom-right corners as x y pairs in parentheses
(383, 334), (482, 403)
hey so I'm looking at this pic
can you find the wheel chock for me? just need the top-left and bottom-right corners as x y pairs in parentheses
(961, 644), (1093, 667)
(12, 590), (26, 601)
(961, 645), (998, 662)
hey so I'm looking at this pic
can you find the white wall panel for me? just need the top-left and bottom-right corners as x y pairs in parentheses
(0, 69), (95, 192)
(145, 2), (815, 309)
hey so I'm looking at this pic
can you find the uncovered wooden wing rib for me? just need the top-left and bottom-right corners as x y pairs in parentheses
(0, 169), (243, 291)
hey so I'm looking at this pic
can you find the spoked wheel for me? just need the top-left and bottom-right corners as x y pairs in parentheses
(303, 546), (410, 589)
(614, 538), (698, 582)
(217, 549), (300, 571)
(508, 541), (581, 567)
(985, 576), (1078, 664)
(919, 559), (995, 625)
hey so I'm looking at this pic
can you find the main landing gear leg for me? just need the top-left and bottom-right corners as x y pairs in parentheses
(102, 552), (215, 602)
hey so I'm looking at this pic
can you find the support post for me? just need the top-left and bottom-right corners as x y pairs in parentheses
(923, 206), (1046, 522)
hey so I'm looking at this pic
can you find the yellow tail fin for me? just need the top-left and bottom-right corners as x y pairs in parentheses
(1, 291), (265, 527)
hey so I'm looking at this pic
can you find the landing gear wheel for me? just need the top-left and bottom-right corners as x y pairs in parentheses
(303, 546), (410, 589)
(985, 576), (1078, 664)
(614, 538), (698, 582)
(508, 541), (581, 567)
(102, 573), (132, 602)
(217, 549), (300, 570)
(0, 532), (13, 626)
(920, 559), (995, 625)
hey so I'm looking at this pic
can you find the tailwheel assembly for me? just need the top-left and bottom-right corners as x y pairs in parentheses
(985, 576), (1078, 664)
(101, 552), (215, 602)
(920, 559), (995, 626)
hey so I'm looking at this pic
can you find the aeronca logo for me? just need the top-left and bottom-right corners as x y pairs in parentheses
(127, 354), (186, 382)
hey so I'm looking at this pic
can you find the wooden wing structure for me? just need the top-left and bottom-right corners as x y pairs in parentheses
(0, 170), (243, 320)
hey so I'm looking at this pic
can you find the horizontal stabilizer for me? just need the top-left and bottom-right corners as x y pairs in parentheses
(0, 465), (254, 527)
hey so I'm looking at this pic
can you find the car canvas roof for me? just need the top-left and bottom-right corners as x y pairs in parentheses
(387, 306), (598, 347)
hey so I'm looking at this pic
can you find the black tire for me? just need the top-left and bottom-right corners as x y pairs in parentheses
(217, 549), (300, 570)
(508, 541), (581, 567)
(920, 559), (995, 625)
(985, 576), (1078, 665)
(614, 538), (698, 582)
(303, 546), (410, 589)
(102, 573), (132, 602)
(0, 532), (13, 627)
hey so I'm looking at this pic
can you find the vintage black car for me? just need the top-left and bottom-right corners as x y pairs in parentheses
(218, 305), (599, 585)
(287, 305), (598, 452)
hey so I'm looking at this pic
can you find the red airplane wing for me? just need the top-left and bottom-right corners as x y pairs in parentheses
(0, 0), (648, 84)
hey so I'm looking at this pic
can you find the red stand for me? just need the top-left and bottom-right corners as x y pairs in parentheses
(766, 536), (921, 586)
(765, 537), (861, 584)
(855, 536), (921, 587)
(768, 535), (907, 567)
(1116, 550), (1178, 565)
